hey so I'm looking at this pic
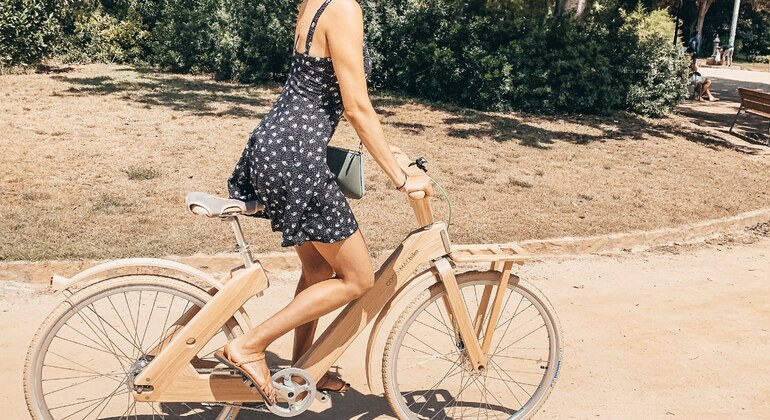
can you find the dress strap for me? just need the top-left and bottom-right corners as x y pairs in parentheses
(304, 0), (334, 55)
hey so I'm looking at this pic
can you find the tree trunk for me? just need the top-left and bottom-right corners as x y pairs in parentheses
(558, 0), (590, 17)
(695, 0), (715, 47)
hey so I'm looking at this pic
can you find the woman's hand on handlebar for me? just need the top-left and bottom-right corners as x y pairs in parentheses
(399, 174), (433, 200)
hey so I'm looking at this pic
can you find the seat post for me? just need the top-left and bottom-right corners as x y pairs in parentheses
(225, 216), (254, 267)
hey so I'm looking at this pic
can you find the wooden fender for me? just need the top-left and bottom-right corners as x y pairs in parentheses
(364, 268), (440, 394)
(49, 257), (255, 330)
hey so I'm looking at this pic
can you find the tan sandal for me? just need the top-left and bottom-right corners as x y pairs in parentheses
(214, 345), (276, 406)
(317, 372), (351, 393)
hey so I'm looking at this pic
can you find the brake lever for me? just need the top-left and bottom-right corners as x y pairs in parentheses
(409, 157), (428, 172)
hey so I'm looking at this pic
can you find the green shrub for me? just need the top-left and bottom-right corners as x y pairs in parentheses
(3, 0), (690, 116)
(148, 0), (223, 73)
(622, 6), (676, 41)
(60, 6), (149, 64)
(365, 1), (629, 114)
(0, 0), (59, 67)
(366, 1), (687, 115)
(738, 7), (770, 60)
(619, 7), (690, 116)
(231, 0), (296, 83)
(623, 35), (689, 117)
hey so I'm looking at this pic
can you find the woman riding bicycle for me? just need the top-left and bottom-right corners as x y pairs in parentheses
(219, 0), (432, 404)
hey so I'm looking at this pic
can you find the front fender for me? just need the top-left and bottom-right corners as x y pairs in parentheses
(364, 267), (440, 394)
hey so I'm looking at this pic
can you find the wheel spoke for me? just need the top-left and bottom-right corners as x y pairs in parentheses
(389, 276), (559, 419)
(65, 301), (133, 371)
(138, 291), (160, 351)
(52, 334), (133, 364)
(489, 358), (534, 398)
(44, 366), (125, 396)
(30, 277), (235, 419)
(491, 321), (547, 358)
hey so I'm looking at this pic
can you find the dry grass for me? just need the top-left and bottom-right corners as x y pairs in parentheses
(2, 64), (770, 260)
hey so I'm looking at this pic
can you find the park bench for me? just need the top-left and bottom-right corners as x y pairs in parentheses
(730, 88), (770, 136)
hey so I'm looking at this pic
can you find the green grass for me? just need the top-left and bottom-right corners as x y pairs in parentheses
(124, 166), (161, 180)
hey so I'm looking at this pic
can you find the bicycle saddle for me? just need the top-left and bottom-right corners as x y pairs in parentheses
(185, 192), (264, 217)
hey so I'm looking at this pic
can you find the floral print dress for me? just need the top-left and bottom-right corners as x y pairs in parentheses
(227, 0), (372, 247)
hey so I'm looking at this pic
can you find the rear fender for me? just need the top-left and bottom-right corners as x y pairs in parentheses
(50, 257), (254, 329)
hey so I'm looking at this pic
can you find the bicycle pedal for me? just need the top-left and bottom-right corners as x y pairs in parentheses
(315, 390), (330, 403)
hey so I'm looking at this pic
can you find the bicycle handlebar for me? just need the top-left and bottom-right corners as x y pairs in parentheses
(389, 145), (434, 227)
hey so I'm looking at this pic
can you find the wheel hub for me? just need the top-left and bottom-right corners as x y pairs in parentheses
(126, 355), (154, 392)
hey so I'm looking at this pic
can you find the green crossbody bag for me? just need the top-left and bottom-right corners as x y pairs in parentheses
(326, 143), (365, 199)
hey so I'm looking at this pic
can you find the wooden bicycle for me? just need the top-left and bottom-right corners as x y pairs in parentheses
(24, 148), (562, 419)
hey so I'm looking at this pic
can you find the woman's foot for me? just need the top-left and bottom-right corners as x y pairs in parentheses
(317, 372), (351, 393)
(214, 342), (277, 405)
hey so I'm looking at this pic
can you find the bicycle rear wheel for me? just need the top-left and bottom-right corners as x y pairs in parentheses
(383, 270), (562, 419)
(24, 275), (246, 420)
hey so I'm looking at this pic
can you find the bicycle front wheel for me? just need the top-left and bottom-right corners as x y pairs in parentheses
(24, 275), (246, 420)
(383, 270), (562, 419)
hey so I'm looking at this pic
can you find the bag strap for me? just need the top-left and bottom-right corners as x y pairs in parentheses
(304, 0), (334, 56)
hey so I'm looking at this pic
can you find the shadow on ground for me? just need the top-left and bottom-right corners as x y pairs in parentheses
(442, 107), (767, 154)
(370, 81), (767, 154)
(53, 65), (769, 152)
(52, 69), (272, 118)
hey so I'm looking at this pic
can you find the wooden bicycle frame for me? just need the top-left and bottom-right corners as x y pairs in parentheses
(131, 147), (524, 403)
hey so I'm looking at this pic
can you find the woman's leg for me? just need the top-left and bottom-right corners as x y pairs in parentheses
(701, 79), (716, 101)
(226, 230), (375, 396)
(291, 242), (335, 364)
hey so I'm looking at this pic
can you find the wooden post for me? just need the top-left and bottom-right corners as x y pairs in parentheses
(433, 258), (487, 371)
(481, 261), (515, 354)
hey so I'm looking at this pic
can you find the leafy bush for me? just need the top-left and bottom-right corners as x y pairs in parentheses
(365, 0), (686, 115)
(738, 6), (770, 60)
(620, 7), (690, 116)
(622, 6), (676, 40)
(145, 0), (295, 81)
(0, 0), (59, 67)
(623, 35), (689, 116)
(3, 0), (689, 116)
(60, 6), (149, 64)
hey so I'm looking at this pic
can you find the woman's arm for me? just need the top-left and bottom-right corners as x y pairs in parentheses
(325, 0), (431, 197)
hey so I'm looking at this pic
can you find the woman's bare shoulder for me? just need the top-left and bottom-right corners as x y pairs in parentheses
(326, 0), (363, 21)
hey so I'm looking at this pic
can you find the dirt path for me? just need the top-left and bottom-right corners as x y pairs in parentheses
(4, 238), (770, 419)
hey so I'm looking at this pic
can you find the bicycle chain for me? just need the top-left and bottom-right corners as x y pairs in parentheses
(205, 401), (271, 414)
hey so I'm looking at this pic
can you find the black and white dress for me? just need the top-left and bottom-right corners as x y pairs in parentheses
(227, 0), (372, 247)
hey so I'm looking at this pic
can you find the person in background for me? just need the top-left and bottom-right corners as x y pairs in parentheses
(687, 32), (700, 55)
(689, 62), (718, 102)
(722, 44), (735, 66)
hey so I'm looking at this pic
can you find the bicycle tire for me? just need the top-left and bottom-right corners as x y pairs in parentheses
(382, 270), (562, 419)
(24, 274), (247, 420)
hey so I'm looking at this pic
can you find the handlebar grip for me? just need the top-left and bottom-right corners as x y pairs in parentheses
(390, 145), (434, 227)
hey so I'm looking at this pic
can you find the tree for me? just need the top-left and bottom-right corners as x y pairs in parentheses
(695, 0), (717, 45)
(558, 0), (591, 16)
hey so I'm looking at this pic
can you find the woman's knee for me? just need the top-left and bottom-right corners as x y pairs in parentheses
(338, 268), (375, 299)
